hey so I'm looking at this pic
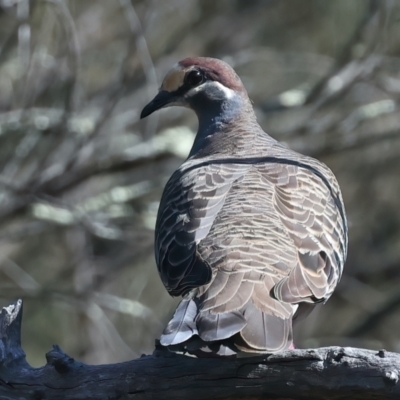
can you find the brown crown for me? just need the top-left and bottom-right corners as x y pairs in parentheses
(178, 57), (247, 95)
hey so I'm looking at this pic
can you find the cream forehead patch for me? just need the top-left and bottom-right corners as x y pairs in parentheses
(161, 64), (186, 92)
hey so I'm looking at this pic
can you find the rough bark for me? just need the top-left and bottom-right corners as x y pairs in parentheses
(0, 300), (399, 400)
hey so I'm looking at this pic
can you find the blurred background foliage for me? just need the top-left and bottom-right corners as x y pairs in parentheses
(0, 0), (400, 366)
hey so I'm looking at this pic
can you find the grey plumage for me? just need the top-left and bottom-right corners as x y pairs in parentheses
(141, 57), (347, 355)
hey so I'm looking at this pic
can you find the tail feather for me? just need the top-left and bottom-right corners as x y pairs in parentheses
(160, 298), (198, 346)
(197, 309), (246, 341)
(239, 301), (292, 352)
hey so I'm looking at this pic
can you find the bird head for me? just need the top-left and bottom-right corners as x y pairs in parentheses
(140, 57), (249, 120)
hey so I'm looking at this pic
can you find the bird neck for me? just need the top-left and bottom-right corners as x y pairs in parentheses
(189, 95), (259, 158)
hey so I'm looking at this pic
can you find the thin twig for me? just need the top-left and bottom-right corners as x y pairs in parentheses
(119, 0), (159, 139)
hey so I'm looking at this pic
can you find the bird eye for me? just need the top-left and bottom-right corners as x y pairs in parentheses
(185, 70), (204, 87)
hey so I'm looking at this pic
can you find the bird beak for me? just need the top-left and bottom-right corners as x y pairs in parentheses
(140, 90), (175, 119)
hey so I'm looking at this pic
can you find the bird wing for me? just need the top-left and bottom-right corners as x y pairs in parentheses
(155, 161), (250, 296)
(260, 160), (347, 304)
(199, 159), (346, 352)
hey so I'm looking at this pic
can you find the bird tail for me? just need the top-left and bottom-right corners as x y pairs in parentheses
(160, 298), (199, 346)
(235, 302), (293, 353)
(160, 297), (294, 356)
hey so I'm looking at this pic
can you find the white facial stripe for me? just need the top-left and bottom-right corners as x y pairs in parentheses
(213, 81), (236, 99)
(187, 81), (236, 99)
(162, 101), (190, 109)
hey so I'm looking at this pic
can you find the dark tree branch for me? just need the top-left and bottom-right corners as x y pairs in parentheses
(0, 300), (400, 400)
